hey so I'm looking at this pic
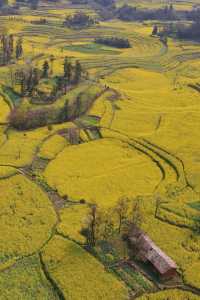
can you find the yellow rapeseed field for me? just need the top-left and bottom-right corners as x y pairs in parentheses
(0, 95), (10, 123)
(0, 165), (18, 179)
(41, 235), (129, 300)
(57, 204), (90, 243)
(0, 255), (57, 299)
(39, 134), (68, 160)
(0, 174), (56, 262)
(0, 3), (200, 297)
(44, 138), (161, 207)
(183, 262), (200, 289)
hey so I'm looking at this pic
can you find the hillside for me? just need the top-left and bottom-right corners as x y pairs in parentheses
(0, 0), (200, 299)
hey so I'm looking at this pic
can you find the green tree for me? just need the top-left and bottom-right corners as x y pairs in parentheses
(56, 76), (64, 93)
(152, 24), (158, 36)
(26, 67), (33, 94)
(32, 67), (40, 87)
(19, 70), (26, 95)
(59, 99), (68, 122)
(42, 60), (49, 78)
(83, 204), (98, 247)
(1, 34), (9, 64)
(16, 37), (23, 59)
(50, 54), (55, 75)
(63, 57), (72, 93)
(74, 60), (82, 84)
(8, 34), (14, 56)
(169, 4), (173, 12)
(64, 57), (72, 80)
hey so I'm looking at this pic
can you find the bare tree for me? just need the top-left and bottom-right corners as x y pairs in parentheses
(114, 196), (130, 233)
(82, 204), (98, 247)
(102, 208), (115, 240)
(82, 204), (115, 247)
(132, 196), (143, 228)
(50, 54), (55, 76)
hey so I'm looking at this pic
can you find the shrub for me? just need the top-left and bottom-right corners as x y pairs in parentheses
(8, 106), (57, 130)
(80, 199), (86, 204)
(63, 12), (96, 29)
(47, 124), (53, 131)
(95, 37), (131, 48)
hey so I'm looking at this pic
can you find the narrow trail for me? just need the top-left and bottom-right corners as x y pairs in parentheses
(39, 253), (65, 300)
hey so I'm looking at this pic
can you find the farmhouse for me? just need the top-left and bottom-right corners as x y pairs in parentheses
(129, 227), (177, 280)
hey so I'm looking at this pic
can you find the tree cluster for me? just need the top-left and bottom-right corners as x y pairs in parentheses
(70, 0), (88, 4)
(31, 18), (47, 25)
(81, 196), (144, 248)
(156, 21), (200, 42)
(117, 4), (177, 21)
(63, 12), (96, 29)
(176, 21), (200, 40)
(8, 97), (69, 130)
(14, 57), (83, 99)
(0, 0), (7, 9)
(15, 66), (40, 96)
(27, 0), (39, 10)
(0, 34), (23, 65)
(9, 57), (84, 130)
(95, 37), (131, 48)
(116, 4), (200, 23)
(94, 0), (115, 8)
(54, 58), (83, 96)
(186, 8), (200, 22)
(16, 0), (39, 9)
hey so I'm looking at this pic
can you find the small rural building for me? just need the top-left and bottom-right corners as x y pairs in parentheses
(129, 226), (177, 280)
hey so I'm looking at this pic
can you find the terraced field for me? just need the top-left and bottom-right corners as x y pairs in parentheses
(0, 0), (200, 299)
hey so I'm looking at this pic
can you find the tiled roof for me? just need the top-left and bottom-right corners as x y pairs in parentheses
(129, 228), (177, 274)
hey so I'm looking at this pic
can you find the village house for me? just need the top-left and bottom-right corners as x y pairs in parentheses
(128, 226), (177, 281)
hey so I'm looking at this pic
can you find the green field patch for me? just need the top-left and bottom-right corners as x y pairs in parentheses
(74, 115), (100, 127)
(188, 201), (200, 211)
(64, 43), (121, 55)
(2, 86), (21, 107)
(94, 240), (153, 292)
